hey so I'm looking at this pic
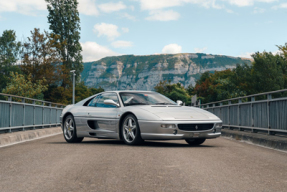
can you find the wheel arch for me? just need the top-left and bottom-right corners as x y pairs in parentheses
(118, 112), (138, 140)
(62, 112), (74, 130)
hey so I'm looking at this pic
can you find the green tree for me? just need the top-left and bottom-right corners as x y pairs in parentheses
(48, 82), (104, 104)
(277, 44), (287, 87)
(75, 82), (104, 103)
(2, 72), (48, 100)
(155, 81), (191, 105)
(20, 28), (62, 86)
(45, 0), (83, 86)
(194, 70), (238, 103)
(251, 52), (285, 93)
(0, 30), (21, 91)
(192, 48), (287, 104)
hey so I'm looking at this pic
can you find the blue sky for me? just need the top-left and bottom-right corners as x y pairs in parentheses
(0, 0), (287, 62)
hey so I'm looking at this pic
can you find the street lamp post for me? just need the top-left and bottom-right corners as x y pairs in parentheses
(70, 70), (76, 104)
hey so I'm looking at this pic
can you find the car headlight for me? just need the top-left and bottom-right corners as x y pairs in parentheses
(161, 124), (176, 128)
(214, 123), (222, 133)
(215, 123), (222, 129)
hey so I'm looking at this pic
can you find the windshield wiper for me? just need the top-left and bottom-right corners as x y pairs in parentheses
(125, 103), (148, 106)
(155, 103), (176, 105)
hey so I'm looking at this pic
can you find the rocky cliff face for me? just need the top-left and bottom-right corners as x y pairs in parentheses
(81, 53), (251, 91)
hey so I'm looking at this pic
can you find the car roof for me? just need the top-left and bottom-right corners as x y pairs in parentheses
(105, 90), (155, 93)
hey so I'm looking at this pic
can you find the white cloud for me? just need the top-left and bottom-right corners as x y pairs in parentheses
(81, 41), (118, 62)
(225, 0), (277, 7)
(0, 0), (46, 15)
(238, 52), (254, 58)
(162, 44), (182, 54)
(122, 27), (129, 33)
(78, 0), (99, 16)
(140, 0), (185, 10)
(140, 0), (224, 10)
(121, 13), (136, 21)
(194, 47), (208, 53)
(272, 50), (282, 55)
(0, 0), (100, 16)
(98, 1), (126, 13)
(272, 3), (287, 9)
(226, 9), (234, 13)
(238, 49), (282, 58)
(130, 5), (135, 11)
(93, 23), (120, 41)
(253, 7), (265, 13)
(146, 10), (180, 21)
(140, 0), (277, 11)
(111, 40), (133, 48)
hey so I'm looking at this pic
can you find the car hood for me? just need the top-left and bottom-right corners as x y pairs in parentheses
(138, 106), (220, 121)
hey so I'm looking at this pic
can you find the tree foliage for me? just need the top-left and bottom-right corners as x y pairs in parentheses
(193, 49), (287, 103)
(155, 81), (191, 105)
(48, 82), (104, 104)
(0, 30), (21, 91)
(2, 72), (48, 100)
(20, 28), (63, 86)
(46, 0), (83, 85)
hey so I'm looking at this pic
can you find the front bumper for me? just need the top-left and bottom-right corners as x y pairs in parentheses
(138, 120), (222, 140)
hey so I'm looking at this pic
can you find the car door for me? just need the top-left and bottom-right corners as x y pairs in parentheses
(85, 92), (120, 137)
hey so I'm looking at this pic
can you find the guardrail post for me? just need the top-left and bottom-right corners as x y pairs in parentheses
(220, 102), (223, 122)
(238, 99), (242, 131)
(267, 94), (272, 135)
(33, 100), (35, 130)
(251, 97), (256, 133)
(49, 103), (52, 128)
(55, 105), (58, 125)
(8, 96), (12, 133)
(22, 98), (25, 131)
(42, 102), (44, 129)
(228, 100), (231, 129)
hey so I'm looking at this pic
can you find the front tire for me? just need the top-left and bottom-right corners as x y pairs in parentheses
(185, 138), (206, 146)
(121, 114), (143, 145)
(63, 115), (84, 143)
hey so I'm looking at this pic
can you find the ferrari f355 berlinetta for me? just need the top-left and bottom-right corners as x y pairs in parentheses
(60, 91), (222, 145)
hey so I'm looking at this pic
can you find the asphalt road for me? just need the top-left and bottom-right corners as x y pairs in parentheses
(0, 135), (286, 192)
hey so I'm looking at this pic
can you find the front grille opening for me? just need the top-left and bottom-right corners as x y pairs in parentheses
(178, 124), (214, 131)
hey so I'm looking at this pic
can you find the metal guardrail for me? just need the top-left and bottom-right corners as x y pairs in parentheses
(198, 89), (287, 134)
(0, 93), (65, 133)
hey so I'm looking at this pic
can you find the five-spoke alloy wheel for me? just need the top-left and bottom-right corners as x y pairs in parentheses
(122, 114), (143, 145)
(63, 115), (84, 143)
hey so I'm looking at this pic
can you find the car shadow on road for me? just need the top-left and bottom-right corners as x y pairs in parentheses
(49, 139), (215, 148)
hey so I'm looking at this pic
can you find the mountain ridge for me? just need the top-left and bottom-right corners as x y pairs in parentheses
(81, 53), (252, 91)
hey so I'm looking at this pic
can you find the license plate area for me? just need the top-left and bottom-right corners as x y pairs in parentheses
(189, 133), (200, 137)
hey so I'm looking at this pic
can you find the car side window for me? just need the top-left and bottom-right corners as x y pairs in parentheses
(88, 95), (100, 107)
(95, 93), (119, 108)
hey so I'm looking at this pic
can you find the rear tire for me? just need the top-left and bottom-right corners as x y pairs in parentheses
(63, 115), (84, 143)
(121, 114), (143, 145)
(185, 138), (206, 146)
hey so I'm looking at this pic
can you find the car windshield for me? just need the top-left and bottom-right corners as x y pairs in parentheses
(119, 92), (177, 106)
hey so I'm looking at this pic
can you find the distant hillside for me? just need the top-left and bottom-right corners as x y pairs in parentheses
(81, 53), (252, 91)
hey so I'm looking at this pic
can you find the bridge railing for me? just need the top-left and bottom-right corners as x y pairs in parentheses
(199, 89), (287, 135)
(0, 93), (65, 133)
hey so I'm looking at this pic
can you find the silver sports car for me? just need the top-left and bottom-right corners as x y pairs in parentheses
(60, 91), (222, 145)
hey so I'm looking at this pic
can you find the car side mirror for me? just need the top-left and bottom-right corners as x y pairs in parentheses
(104, 99), (120, 107)
(176, 100), (183, 106)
